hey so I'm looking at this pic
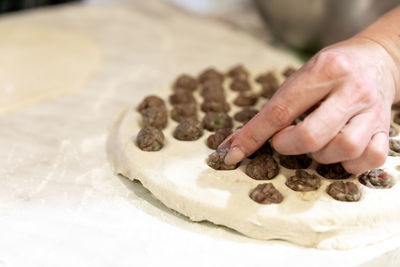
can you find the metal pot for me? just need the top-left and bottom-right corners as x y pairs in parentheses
(254, 0), (399, 52)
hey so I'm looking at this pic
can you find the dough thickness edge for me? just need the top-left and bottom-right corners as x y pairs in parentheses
(106, 108), (400, 250)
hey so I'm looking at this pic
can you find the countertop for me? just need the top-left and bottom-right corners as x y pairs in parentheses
(0, 1), (399, 266)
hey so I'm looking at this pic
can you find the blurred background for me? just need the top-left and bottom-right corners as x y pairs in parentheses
(1, 0), (398, 53)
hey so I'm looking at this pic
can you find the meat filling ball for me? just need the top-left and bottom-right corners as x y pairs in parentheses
(327, 181), (361, 202)
(170, 103), (197, 122)
(207, 147), (238, 170)
(202, 112), (233, 131)
(169, 90), (196, 105)
(227, 64), (249, 80)
(233, 92), (258, 107)
(389, 125), (398, 137)
(136, 126), (165, 151)
(198, 68), (224, 84)
(359, 169), (395, 189)
(286, 170), (321, 192)
(206, 128), (233, 150)
(173, 74), (198, 91)
(249, 183), (283, 204)
(142, 107), (168, 129)
(137, 95), (166, 114)
(389, 138), (400, 153)
(282, 66), (297, 78)
(201, 100), (230, 113)
(234, 108), (258, 123)
(394, 112), (400, 125)
(255, 71), (279, 85)
(260, 83), (278, 99)
(201, 79), (224, 98)
(229, 79), (251, 92)
(173, 117), (203, 141)
(246, 155), (279, 180)
(278, 154), (312, 169)
(316, 163), (352, 179)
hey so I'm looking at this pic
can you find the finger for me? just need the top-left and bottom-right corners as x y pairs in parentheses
(272, 80), (371, 155)
(312, 112), (380, 163)
(224, 52), (352, 165)
(341, 132), (388, 174)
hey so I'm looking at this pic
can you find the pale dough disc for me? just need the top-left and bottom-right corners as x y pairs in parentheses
(0, 25), (101, 116)
(108, 69), (400, 250)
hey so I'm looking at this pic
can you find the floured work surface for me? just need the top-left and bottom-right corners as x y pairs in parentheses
(109, 65), (400, 250)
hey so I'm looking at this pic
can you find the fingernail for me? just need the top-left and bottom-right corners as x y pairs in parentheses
(224, 146), (245, 165)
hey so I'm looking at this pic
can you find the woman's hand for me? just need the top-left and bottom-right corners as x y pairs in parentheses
(222, 36), (399, 174)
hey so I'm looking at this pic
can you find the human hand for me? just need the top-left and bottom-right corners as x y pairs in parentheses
(222, 37), (399, 174)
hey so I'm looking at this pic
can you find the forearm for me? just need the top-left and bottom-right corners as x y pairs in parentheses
(355, 6), (400, 102)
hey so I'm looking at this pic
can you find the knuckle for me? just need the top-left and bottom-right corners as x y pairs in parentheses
(352, 80), (376, 106)
(312, 152), (330, 164)
(315, 51), (352, 79)
(339, 134), (363, 159)
(267, 102), (292, 128)
(297, 126), (322, 152)
(237, 128), (264, 155)
(368, 145), (387, 167)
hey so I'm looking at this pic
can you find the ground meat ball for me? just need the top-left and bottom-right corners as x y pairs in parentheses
(201, 100), (230, 113)
(137, 95), (166, 114)
(392, 102), (400, 110)
(233, 92), (258, 107)
(202, 112), (233, 131)
(206, 147), (238, 170)
(390, 125), (398, 137)
(286, 170), (321, 192)
(173, 74), (198, 91)
(198, 68), (224, 84)
(169, 90), (196, 105)
(255, 71), (279, 85)
(201, 79), (224, 97)
(278, 154), (312, 169)
(358, 169), (395, 189)
(142, 107), (168, 129)
(173, 117), (203, 141)
(316, 163), (352, 179)
(282, 66), (297, 78)
(394, 112), (400, 125)
(136, 126), (165, 151)
(170, 103), (197, 122)
(246, 155), (280, 180)
(249, 183), (283, 204)
(206, 128), (232, 150)
(248, 141), (274, 159)
(234, 108), (258, 123)
(260, 83), (279, 98)
(229, 79), (251, 92)
(389, 138), (400, 153)
(327, 181), (361, 202)
(227, 64), (249, 80)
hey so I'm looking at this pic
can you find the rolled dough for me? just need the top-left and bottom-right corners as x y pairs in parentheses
(0, 25), (101, 116)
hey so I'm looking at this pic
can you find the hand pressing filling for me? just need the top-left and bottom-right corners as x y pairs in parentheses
(206, 128), (232, 150)
(136, 126), (165, 151)
(316, 163), (352, 179)
(248, 141), (274, 159)
(358, 169), (395, 189)
(173, 117), (203, 141)
(234, 108), (258, 123)
(207, 147), (238, 170)
(278, 154), (312, 169)
(286, 170), (321, 192)
(249, 183), (283, 204)
(246, 154), (280, 180)
(327, 181), (361, 202)
(137, 95), (166, 114)
(173, 74), (198, 91)
(202, 112), (233, 131)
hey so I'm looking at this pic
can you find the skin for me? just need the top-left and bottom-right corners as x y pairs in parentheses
(221, 6), (400, 174)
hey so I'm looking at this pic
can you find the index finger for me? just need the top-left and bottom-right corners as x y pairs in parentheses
(224, 51), (352, 165)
